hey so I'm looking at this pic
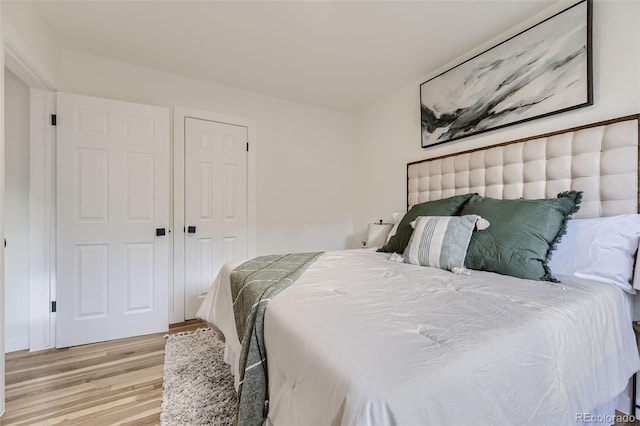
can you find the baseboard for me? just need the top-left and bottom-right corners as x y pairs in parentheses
(5, 336), (29, 353)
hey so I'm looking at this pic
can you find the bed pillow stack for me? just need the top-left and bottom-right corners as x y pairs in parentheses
(383, 191), (583, 282)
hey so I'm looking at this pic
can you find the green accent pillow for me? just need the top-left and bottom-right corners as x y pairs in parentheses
(460, 191), (583, 282)
(378, 194), (475, 254)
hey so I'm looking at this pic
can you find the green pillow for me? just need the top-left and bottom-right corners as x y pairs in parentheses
(460, 191), (582, 282)
(378, 194), (475, 254)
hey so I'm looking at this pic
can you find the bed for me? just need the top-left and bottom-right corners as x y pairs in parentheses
(198, 115), (640, 425)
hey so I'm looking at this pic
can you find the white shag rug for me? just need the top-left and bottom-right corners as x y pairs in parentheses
(161, 328), (237, 426)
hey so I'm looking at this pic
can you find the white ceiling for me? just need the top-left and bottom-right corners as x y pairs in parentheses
(33, 0), (558, 113)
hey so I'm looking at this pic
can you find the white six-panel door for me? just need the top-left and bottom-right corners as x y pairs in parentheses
(56, 93), (170, 348)
(184, 118), (248, 319)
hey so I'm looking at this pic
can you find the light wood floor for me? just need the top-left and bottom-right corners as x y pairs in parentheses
(1, 320), (206, 426)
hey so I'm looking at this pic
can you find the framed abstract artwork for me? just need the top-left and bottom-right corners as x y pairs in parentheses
(420, 0), (592, 148)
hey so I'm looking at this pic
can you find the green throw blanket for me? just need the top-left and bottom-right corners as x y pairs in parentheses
(231, 252), (323, 426)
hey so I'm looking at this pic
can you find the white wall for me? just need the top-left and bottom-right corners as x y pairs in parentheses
(58, 50), (355, 254)
(1, 1), (59, 88)
(352, 0), (640, 245)
(3, 68), (29, 352)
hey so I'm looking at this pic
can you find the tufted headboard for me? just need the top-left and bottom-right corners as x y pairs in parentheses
(407, 115), (640, 219)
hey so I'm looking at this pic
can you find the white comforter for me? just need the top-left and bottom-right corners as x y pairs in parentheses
(197, 249), (640, 426)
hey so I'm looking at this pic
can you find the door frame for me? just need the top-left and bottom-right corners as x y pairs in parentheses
(4, 37), (57, 352)
(172, 106), (256, 323)
(28, 89), (56, 351)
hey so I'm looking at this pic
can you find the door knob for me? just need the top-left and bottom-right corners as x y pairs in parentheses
(187, 226), (196, 234)
(156, 228), (166, 236)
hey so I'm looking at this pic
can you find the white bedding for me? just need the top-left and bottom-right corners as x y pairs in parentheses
(197, 249), (640, 426)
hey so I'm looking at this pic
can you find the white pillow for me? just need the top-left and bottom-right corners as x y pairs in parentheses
(386, 212), (403, 244)
(548, 214), (640, 293)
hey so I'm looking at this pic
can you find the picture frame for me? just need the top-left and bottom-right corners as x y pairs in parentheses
(420, 0), (592, 148)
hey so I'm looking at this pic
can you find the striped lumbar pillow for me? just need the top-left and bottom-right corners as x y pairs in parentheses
(403, 215), (489, 272)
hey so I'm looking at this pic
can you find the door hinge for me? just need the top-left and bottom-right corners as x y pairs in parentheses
(51, 301), (57, 313)
(246, 142), (249, 152)
(51, 114), (57, 126)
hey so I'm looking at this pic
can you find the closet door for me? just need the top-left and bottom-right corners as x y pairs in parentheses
(184, 118), (248, 319)
(56, 92), (170, 347)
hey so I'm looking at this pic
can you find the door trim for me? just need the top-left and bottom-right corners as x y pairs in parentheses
(172, 106), (257, 324)
(29, 89), (56, 351)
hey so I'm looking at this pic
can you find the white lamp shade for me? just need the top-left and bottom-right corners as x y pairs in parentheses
(366, 223), (393, 248)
